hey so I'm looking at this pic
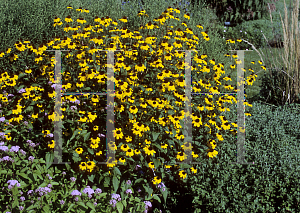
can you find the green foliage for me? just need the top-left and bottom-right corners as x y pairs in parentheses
(196, 0), (270, 26)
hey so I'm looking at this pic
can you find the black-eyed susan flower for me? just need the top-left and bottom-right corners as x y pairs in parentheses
(119, 157), (126, 164)
(126, 149), (134, 157)
(176, 151), (187, 161)
(86, 161), (96, 172)
(107, 157), (118, 168)
(114, 128), (123, 139)
(79, 162), (87, 171)
(190, 167), (197, 174)
(96, 151), (102, 156)
(121, 144), (130, 152)
(129, 105), (138, 114)
(134, 149), (141, 155)
(152, 176), (162, 185)
(48, 140), (55, 149)
(179, 170), (187, 179)
(144, 146), (156, 156)
(75, 147), (83, 154)
(148, 162), (155, 169)
(207, 149), (218, 158)
(125, 136), (132, 143)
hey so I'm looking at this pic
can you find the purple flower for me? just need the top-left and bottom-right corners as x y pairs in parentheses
(95, 188), (102, 194)
(19, 149), (26, 155)
(18, 88), (26, 93)
(157, 182), (165, 189)
(46, 174), (52, 180)
(7, 180), (21, 189)
(20, 196), (25, 201)
(94, 202), (97, 206)
(125, 189), (132, 194)
(0, 145), (8, 152)
(28, 156), (34, 162)
(0, 117), (5, 122)
(75, 100), (80, 105)
(0, 132), (6, 138)
(10, 145), (20, 153)
(0, 142), (4, 145)
(27, 190), (33, 196)
(74, 197), (79, 202)
(19, 206), (24, 211)
(60, 200), (65, 205)
(111, 193), (121, 201)
(47, 184), (52, 188)
(28, 142), (36, 148)
(19, 191), (23, 195)
(46, 133), (53, 138)
(126, 180), (131, 185)
(70, 177), (76, 182)
(109, 199), (117, 208)
(62, 171), (66, 176)
(35, 187), (52, 195)
(70, 106), (77, 111)
(71, 190), (82, 197)
(135, 165), (141, 170)
(82, 186), (94, 196)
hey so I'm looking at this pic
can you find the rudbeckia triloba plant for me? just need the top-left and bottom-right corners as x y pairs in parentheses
(0, 4), (263, 209)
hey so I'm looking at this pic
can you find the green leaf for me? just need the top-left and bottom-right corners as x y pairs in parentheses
(0, 170), (7, 174)
(12, 198), (19, 208)
(153, 194), (161, 203)
(88, 174), (95, 183)
(86, 201), (96, 210)
(84, 132), (91, 142)
(116, 201), (123, 213)
(43, 205), (51, 213)
(134, 197), (141, 202)
(67, 204), (75, 212)
(45, 152), (54, 170)
(134, 178), (146, 184)
(17, 172), (29, 180)
(153, 158), (160, 169)
(113, 176), (119, 192)
(162, 189), (168, 204)
(98, 193), (107, 199)
(77, 201), (88, 210)
(122, 200), (127, 209)
(113, 167), (121, 176)
(152, 132), (160, 141)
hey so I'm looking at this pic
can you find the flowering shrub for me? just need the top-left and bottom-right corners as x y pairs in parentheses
(0, 2), (264, 212)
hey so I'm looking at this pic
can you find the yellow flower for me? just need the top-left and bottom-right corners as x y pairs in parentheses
(107, 157), (118, 168)
(190, 167), (197, 174)
(86, 161), (96, 172)
(179, 170), (187, 179)
(207, 149), (218, 158)
(126, 149), (134, 157)
(96, 151), (102, 156)
(119, 157), (126, 164)
(176, 152), (187, 161)
(152, 176), (162, 185)
(79, 162), (87, 171)
(75, 147), (83, 154)
(148, 162), (155, 169)
(114, 128), (123, 139)
(48, 140), (55, 149)
(144, 146), (156, 156)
